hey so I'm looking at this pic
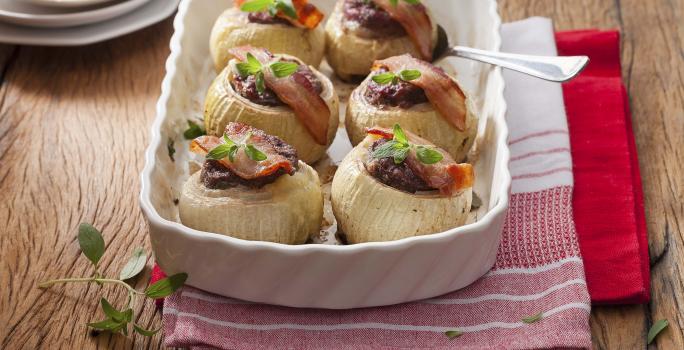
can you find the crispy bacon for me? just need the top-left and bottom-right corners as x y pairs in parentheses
(235, 0), (324, 29)
(229, 46), (330, 145)
(366, 127), (474, 196)
(190, 123), (296, 180)
(373, 54), (468, 131)
(371, 0), (433, 61)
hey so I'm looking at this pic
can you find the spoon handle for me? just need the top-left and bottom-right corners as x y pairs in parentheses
(443, 46), (589, 82)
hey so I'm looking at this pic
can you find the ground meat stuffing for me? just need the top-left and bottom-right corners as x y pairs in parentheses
(343, 0), (406, 38)
(247, 11), (293, 26)
(364, 138), (433, 193)
(200, 133), (299, 190)
(231, 62), (323, 107)
(364, 69), (429, 109)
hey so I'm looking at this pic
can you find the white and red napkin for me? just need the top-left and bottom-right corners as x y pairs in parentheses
(155, 17), (592, 349)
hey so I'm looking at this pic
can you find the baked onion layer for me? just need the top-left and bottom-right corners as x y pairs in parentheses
(345, 75), (477, 162)
(331, 138), (472, 243)
(204, 56), (340, 164)
(179, 161), (323, 244)
(210, 7), (326, 72)
(324, 0), (437, 81)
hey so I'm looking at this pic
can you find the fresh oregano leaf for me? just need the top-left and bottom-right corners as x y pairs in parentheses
(245, 144), (267, 161)
(647, 319), (669, 344)
(372, 72), (396, 85)
(133, 324), (161, 337)
(100, 298), (126, 322)
(88, 319), (124, 331)
(445, 330), (463, 339)
(371, 140), (400, 160)
(145, 272), (188, 298)
(223, 134), (236, 148)
(183, 120), (205, 140)
(392, 124), (408, 145)
(123, 308), (133, 323)
(255, 71), (266, 94)
(270, 61), (299, 78)
(522, 312), (543, 324)
(228, 145), (240, 162)
(119, 247), (147, 280)
(206, 144), (233, 160)
(275, 0), (298, 19)
(393, 146), (410, 164)
(236, 53), (263, 77)
(78, 223), (105, 267)
(416, 145), (443, 164)
(239, 0), (273, 12)
(403, 0), (420, 4)
(399, 69), (421, 81)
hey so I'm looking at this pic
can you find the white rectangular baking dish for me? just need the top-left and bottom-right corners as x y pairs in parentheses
(140, 0), (510, 309)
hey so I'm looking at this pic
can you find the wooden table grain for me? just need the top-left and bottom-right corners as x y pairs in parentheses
(0, 1), (681, 349)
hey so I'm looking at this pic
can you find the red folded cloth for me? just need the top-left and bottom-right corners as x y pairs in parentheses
(556, 30), (650, 304)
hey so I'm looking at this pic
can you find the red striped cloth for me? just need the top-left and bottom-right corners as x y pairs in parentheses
(152, 18), (594, 349)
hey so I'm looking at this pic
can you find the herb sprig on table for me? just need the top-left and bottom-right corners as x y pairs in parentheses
(371, 124), (443, 165)
(38, 223), (188, 337)
(235, 53), (299, 94)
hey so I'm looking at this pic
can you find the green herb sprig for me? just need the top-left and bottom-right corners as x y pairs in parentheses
(207, 132), (267, 163)
(235, 53), (299, 94)
(389, 0), (421, 6)
(444, 330), (463, 339)
(240, 0), (298, 20)
(183, 120), (206, 140)
(521, 312), (544, 324)
(648, 319), (669, 344)
(38, 223), (188, 337)
(370, 124), (443, 165)
(372, 69), (421, 85)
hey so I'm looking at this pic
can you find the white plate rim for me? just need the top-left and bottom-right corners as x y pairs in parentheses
(0, 0), (149, 27)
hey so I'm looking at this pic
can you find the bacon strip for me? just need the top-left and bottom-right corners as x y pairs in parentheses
(235, 0), (324, 29)
(371, 0), (433, 61)
(373, 54), (468, 131)
(367, 127), (474, 196)
(190, 122), (295, 180)
(229, 46), (330, 145)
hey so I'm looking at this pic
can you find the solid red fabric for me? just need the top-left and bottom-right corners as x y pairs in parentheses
(556, 30), (650, 304)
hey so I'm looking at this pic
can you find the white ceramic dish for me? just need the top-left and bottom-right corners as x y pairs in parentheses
(140, 0), (510, 309)
(24, 0), (116, 8)
(0, 0), (178, 45)
(0, 0), (148, 28)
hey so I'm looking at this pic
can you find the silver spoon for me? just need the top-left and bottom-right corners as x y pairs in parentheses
(437, 46), (589, 82)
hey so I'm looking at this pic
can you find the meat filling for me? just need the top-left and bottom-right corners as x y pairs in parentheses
(231, 62), (323, 107)
(364, 69), (429, 109)
(365, 138), (432, 193)
(247, 11), (293, 26)
(201, 132), (299, 189)
(343, 0), (406, 38)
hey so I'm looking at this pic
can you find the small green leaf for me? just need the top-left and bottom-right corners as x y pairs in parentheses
(88, 319), (123, 331)
(270, 61), (299, 78)
(372, 72), (396, 85)
(399, 69), (421, 81)
(133, 324), (162, 337)
(183, 120), (206, 140)
(100, 298), (126, 322)
(228, 145), (240, 162)
(403, 0), (421, 4)
(223, 134), (236, 148)
(274, 0), (298, 19)
(78, 223), (105, 267)
(122, 309), (133, 323)
(371, 140), (400, 160)
(648, 319), (669, 344)
(145, 272), (188, 298)
(445, 330), (463, 339)
(416, 146), (443, 164)
(393, 146), (410, 164)
(119, 247), (147, 280)
(392, 124), (408, 145)
(522, 312), (543, 324)
(240, 0), (273, 13)
(167, 137), (175, 162)
(246, 53), (262, 69)
(245, 144), (267, 161)
(255, 71), (266, 94)
(206, 144), (233, 160)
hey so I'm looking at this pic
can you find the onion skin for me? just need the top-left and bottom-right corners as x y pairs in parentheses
(331, 137), (472, 243)
(204, 56), (340, 164)
(210, 7), (325, 72)
(324, 0), (437, 81)
(345, 74), (477, 162)
(179, 161), (323, 244)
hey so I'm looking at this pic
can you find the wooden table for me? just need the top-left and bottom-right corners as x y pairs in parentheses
(0, 1), (681, 349)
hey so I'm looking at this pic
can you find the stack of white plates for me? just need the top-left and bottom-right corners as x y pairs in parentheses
(0, 0), (179, 45)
